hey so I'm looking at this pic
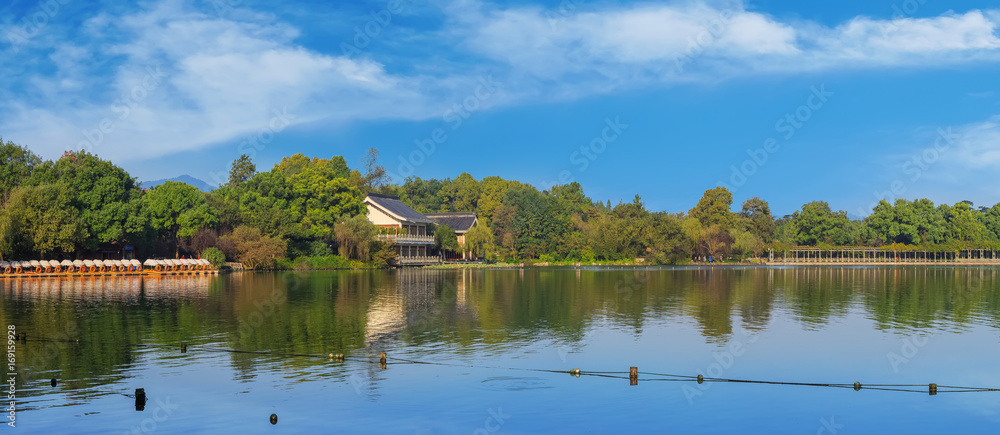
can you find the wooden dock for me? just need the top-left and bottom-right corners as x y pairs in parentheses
(766, 248), (1000, 266)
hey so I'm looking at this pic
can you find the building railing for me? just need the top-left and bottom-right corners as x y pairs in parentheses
(377, 234), (435, 243)
(394, 256), (442, 265)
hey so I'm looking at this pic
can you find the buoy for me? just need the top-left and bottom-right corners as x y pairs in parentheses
(929, 383), (937, 395)
(854, 382), (862, 391)
(335, 354), (345, 361)
(380, 352), (387, 364)
(135, 388), (147, 411)
(697, 374), (704, 384)
(270, 413), (278, 425)
(569, 368), (581, 377)
(51, 378), (57, 387)
(629, 367), (638, 386)
(180, 343), (187, 353)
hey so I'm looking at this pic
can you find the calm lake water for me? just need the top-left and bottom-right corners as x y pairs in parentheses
(3, 267), (1000, 434)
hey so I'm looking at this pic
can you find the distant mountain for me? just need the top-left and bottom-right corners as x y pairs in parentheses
(143, 175), (215, 192)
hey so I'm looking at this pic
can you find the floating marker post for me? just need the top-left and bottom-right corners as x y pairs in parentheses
(929, 383), (937, 395)
(270, 414), (278, 425)
(854, 382), (861, 391)
(135, 388), (147, 411)
(629, 367), (638, 386)
(380, 352), (387, 364)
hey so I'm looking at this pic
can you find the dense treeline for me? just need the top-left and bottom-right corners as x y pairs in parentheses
(2, 138), (999, 267)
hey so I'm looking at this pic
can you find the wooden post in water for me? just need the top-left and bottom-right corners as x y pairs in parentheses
(629, 367), (638, 386)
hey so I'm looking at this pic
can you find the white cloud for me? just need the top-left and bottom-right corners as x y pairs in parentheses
(949, 115), (1000, 169)
(451, 1), (1000, 80)
(4, 0), (1000, 164)
(0, 0), (441, 162)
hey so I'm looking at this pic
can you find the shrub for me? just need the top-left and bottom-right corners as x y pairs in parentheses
(201, 247), (226, 267)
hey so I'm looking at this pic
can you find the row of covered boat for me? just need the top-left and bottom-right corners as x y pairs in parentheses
(1, 259), (213, 275)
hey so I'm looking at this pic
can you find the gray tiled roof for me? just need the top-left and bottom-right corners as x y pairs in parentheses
(365, 193), (435, 224)
(425, 212), (478, 233)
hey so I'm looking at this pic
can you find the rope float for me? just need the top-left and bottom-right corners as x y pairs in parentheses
(26, 336), (1000, 400)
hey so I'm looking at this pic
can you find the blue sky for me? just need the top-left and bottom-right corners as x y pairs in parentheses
(2, 0), (999, 216)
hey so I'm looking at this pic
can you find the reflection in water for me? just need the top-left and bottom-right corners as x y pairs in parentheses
(2, 266), (1000, 411)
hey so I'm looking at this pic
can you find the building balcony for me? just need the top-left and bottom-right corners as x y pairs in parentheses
(377, 234), (435, 244)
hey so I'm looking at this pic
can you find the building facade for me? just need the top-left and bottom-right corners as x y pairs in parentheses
(363, 193), (438, 265)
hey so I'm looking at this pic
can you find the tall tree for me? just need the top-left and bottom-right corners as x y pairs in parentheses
(690, 186), (735, 229)
(0, 184), (88, 259)
(790, 201), (854, 246)
(334, 215), (377, 260)
(29, 150), (145, 251)
(143, 181), (219, 257)
(0, 139), (41, 198)
(227, 154), (257, 187)
(739, 197), (776, 242)
(360, 148), (390, 192)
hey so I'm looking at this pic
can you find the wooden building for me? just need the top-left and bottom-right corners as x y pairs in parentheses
(363, 193), (439, 265)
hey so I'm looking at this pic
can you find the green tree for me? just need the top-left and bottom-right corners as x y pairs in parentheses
(143, 181), (219, 257)
(201, 247), (226, 267)
(360, 148), (390, 192)
(0, 139), (41, 198)
(739, 197), (776, 242)
(29, 151), (145, 251)
(440, 172), (481, 212)
(464, 223), (495, 259)
(0, 184), (88, 259)
(434, 224), (459, 254)
(218, 226), (287, 269)
(690, 186), (735, 229)
(227, 154), (256, 187)
(941, 202), (988, 242)
(334, 214), (377, 260)
(790, 201), (854, 246)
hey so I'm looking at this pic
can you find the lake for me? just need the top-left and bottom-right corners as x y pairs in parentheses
(3, 266), (999, 434)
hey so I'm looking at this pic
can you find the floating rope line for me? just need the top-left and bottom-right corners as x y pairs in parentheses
(21, 335), (1000, 395)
